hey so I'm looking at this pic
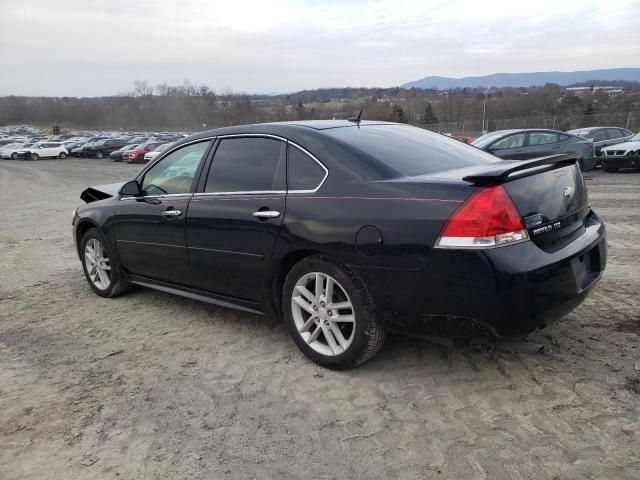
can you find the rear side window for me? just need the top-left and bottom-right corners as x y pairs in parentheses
(205, 137), (285, 193)
(324, 124), (497, 177)
(606, 128), (622, 139)
(287, 145), (326, 191)
(528, 132), (559, 145)
(591, 130), (606, 142)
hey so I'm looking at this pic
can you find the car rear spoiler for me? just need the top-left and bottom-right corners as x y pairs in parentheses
(463, 154), (579, 186)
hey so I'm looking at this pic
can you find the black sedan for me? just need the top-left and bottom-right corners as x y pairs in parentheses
(472, 129), (596, 170)
(73, 121), (607, 368)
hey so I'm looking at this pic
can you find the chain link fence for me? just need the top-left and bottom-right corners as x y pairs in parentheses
(415, 111), (638, 138)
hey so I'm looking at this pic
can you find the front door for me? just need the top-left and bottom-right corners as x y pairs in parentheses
(112, 140), (212, 285)
(488, 132), (527, 160)
(186, 136), (286, 302)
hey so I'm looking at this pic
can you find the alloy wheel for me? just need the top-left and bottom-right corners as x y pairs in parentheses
(291, 272), (356, 356)
(84, 238), (111, 290)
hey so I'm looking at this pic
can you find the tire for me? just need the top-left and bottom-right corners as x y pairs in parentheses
(96, 151), (104, 159)
(11, 152), (18, 159)
(80, 228), (131, 298)
(58, 152), (67, 159)
(30, 153), (39, 161)
(138, 154), (144, 163)
(604, 166), (619, 173)
(282, 255), (386, 369)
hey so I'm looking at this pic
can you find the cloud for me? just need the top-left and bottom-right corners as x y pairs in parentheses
(0, 0), (638, 96)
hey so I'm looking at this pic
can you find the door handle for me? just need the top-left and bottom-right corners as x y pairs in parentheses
(252, 210), (281, 219)
(162, 209), (182, 217)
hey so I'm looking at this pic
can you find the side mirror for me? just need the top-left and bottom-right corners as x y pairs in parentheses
(120, 180), (142, 196)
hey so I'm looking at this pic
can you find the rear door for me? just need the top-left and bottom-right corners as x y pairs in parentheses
(186, 135), (286, 302)
(112, 140), (211, 285)
(524, 131), (562, 158)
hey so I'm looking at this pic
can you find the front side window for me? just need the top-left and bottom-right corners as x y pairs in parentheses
(287, 145), (326, 191)
(490, 133), (526, 150)
(141, 141), (209, 196)
(204, 137), (285, 193)
(528, 132), (559, 146)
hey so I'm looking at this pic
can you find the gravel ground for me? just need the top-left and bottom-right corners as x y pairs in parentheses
(1, 158), (639, 480)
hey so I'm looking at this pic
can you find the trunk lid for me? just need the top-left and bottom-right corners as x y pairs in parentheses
(503, 163), (588, 249)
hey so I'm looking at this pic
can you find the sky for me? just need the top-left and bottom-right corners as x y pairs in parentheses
(0, 0), (639, 96)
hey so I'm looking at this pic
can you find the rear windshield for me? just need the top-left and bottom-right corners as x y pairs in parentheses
(323, 124), (498, 176)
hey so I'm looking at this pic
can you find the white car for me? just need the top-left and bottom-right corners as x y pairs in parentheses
(17, 142), (69, 160)
(143, 142), (172, 162)
(601, 132), (640, 157)
(1, 142), (36, 159)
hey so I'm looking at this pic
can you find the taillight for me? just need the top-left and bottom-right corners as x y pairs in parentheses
(436, 185), (528, 249)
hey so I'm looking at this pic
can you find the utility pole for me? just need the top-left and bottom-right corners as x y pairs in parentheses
(481, 89), (490, 134)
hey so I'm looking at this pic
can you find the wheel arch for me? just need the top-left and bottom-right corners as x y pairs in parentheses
(268, 248), (326, 318)
(75, 218), (98, 253)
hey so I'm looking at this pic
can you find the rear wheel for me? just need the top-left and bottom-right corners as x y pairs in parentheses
(80, 228), (131, 298)
(95, 151), (104, 159)
(283, 255), (386, 369)
(11, 152), (18, 159)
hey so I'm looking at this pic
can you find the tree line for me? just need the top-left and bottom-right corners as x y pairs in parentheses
(0, 80), (638, 132)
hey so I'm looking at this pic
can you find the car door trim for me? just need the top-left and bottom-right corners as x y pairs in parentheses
(128, 133), (329, 198)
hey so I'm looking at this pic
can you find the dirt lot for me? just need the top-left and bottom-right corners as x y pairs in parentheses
(0, 158), (638, 479)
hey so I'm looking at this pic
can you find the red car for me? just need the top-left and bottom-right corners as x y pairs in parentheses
(124, 142), (167, 163)
(453, 135), (474, 144)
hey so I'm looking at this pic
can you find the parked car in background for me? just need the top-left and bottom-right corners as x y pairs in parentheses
(452, 135), (474, 144)
(472, 129), (596, 170)
(71, 144), (87, 157)
(143, 142), (173, 162)
(0, 142), (29, 159)
(17, 142), (69, 160)
(110, 144), (141, 162)
(82, 138), (131, 158)
(72, 121), (606, 368)
(567, 127), (634, 157)
(123, 141), (167, 163)
(601, 132), (640, 172)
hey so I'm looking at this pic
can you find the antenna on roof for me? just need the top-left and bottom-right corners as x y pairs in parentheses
(348, 109), (363, 125)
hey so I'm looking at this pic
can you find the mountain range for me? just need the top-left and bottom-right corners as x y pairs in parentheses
(401, 68), (640, 90)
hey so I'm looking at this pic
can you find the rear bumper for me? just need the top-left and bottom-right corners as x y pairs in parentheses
(353, 211), (606, 338)
(602, 155), (640, 170)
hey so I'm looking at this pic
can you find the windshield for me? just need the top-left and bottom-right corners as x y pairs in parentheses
(630, 133), (640, 142)
(323, 124), (498, 177)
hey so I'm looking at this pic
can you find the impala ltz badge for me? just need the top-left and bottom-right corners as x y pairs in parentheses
(563, 186), (574, 198)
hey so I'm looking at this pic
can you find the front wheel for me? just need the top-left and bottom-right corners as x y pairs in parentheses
(80, 228), (131, 298)
(11, 152), (18, 159)
(30, 153), (39, 161)
(58, 152), (67, 159)
(95, 151), (104, 159)
(283, 255), (386, 369)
